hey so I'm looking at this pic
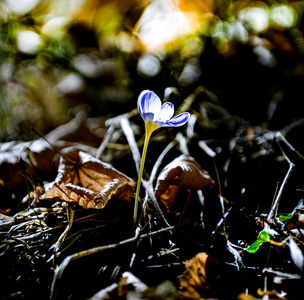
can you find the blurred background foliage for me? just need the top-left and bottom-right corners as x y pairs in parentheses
(1, 0), (304, 142)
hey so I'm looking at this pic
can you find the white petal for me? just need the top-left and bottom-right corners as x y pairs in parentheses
(158, 102), (174, 122)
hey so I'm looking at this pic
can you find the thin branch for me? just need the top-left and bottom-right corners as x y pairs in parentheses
(50, 225), (175, 300)
(176, 132), (189, 155)
(50, 206), (74, 257)
(268, 162), (294, 221)
(149, 139), (178, 185)
(275, 131), (304, 162)
(266, 133), (297, 221)
(31, 128), (78, 165)
(96, 124), (116, 160)
(96, 108), (138, 161)
(141, 179), (172, 229)
(120, 116), (141, 175)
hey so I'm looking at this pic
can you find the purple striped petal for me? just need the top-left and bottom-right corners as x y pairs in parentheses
(138, 90), (161, 122)
(137, 89), (190, 129)
(160, 112), (190, 127)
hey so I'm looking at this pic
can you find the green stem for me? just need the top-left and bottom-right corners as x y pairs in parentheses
(133, 130), (152, 227)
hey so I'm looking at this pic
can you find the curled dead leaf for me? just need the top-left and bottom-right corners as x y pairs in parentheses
(155, 155), (215, 212)
(0, 139), (69, 192)
(178, 252), (221, 300)
(0, 138), (96, 203)
(41, 151), (135, 209)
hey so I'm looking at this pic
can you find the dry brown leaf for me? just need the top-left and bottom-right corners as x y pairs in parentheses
(0, 139), (74, 192)
(257, 288), (288, 299)
(178, 252), (221, 300)
(41, 150), (135, 209)
(155, 155), (215, 212)
(237, 293), (258, 300)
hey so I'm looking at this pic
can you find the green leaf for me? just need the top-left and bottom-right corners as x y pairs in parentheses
(246, 240), (264, 253)
(246, 230), (270, 253)
(258, 230), (270, 242)
(279, 199), (303, 222)
(279, 214), (293, 222)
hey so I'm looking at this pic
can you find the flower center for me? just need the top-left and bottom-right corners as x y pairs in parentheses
(145, 120), (160, 135)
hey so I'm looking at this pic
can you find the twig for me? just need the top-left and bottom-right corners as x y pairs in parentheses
(50, 206), (74, 258)
(186, 114), (197, 140)
(175, 86), (206, 115)
(149, 139), (178, 185)
(268, 162), (294, 221)
(96, 124), (116, 160)
(120, 116), (141, 175)
(176, 132), (189, 155)
(0, 233), (30, 249)
(266, 133), (297, 221)
(198, 139), (228, 237)
(97, 108), (139, 160)
(31, 128), (78, 165)
(141, 179), (172, 229)
(275, 131), (304, 162)
(50, 225), (175, 300)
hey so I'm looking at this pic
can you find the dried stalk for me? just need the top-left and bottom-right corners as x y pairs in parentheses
(267, 164), (294, 221)
(95, 124), (115, 160)
(50, 225), (175, 299)
(267, 133), (296, 221)
(149, 139), (178, 185)
(141, 179), (171, 228)
(50, 206), (74, 257)
(120, 116), (141, 175)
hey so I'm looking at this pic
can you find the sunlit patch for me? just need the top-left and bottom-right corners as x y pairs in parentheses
(116, 31), (136, 53)
(211, 22), (232, 54)
(178, 58), (202, 86)
(4, 0), (40, 15)
(135, 0), (198, 51)
(72, 54), (102, 78)
(72, 53), (117, 78)
(41, 17), (70, 38)
(253, 45), (277, 67)
(17, 30), (43, 54)
(0, 62), (13, 82)
(239, 5), (269, 32)
(270, 5), (296, 28)
(55, 73), (84, 96)
(181, 36), (204, 57)
(228, 21), (248, 42)
(137, 54), (161, 77)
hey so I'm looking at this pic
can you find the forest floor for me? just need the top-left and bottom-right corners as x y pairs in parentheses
(1, 88), (304, 300)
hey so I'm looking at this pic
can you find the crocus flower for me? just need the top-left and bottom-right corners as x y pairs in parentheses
(133, 89), (190, 226)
